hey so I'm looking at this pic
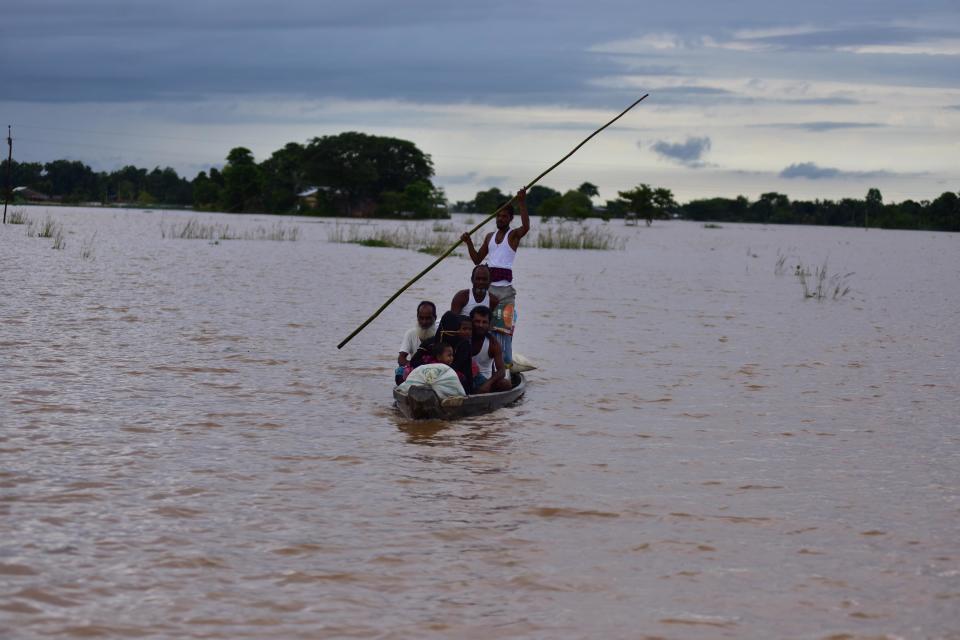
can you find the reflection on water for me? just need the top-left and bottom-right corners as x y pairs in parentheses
(1, 207), (958, 638)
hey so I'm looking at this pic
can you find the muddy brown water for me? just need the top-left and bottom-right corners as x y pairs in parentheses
(1, 208), (958, 638)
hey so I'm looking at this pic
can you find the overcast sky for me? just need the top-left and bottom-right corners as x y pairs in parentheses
(2, 0), (958, 203)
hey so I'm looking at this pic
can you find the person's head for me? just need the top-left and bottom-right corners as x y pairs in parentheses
(495, 202), (514, 231)
(457, 315), (473, 339)
(437, 311), (470, 344)
(470, 264), (490, 295)
(432, 342), (455, 366)
(416, 301), (437, 329)
(470, 305), (491, 336)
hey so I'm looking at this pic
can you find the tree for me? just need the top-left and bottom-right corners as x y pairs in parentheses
(192, 171), (221, 210)
(2, 160), (44, 190)
(220, 147), (264, 212)
(259, 142), (307, 213)
(652, 187), (677, 215)
(526, 185), (561, 216)
(928, 191), (959, 231)
(865, 188), (883, 228)
(303, 132), (434, 216)
(378, 180), (448, 218)
(603, 198), (629, 218)
(109, 165), (147, 202)
(473, 187), (506, 215)
(539, 190), (593, 219)
(43, 159), (99, 202)
(577, 182), (599, 199)
(618, 184), (656, 222)
(750, 192), (791, 223)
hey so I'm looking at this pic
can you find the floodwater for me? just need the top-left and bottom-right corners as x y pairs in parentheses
(1, 207), (958, 639)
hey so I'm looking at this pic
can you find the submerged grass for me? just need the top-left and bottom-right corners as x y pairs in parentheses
(7, 208), (28, 225)
(796, 260), (853, 300)
(327, 222), (459, 255)
(80, 233), (96, 260)
(29, 217), (61, 238)
(161, 219), (299, 241)
(328, 220), (624, 253)
(536, 223), (625, 250)
(52, 226), (66, 250)
(774, 251), (788, 276)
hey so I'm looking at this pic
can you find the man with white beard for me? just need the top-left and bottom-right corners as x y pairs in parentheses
(395, 301), (437, 384)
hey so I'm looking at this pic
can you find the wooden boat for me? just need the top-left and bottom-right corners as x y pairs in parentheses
(393, 373), (526, 420)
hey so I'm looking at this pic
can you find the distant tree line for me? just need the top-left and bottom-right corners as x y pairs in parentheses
(5, 159), (194, 207)
(454, 183), (959, 232)
(4, 132), (958, 231)
(453, 182), (678, 221)
(679, 188), (959, 231)
(2, 132), (448, 219)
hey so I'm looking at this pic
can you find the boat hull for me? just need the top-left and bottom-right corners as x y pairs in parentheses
(393, 373), (526, 420)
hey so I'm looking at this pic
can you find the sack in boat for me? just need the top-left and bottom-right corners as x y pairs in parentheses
(510, 352), (537, 373)
(396, 363), (466, 400)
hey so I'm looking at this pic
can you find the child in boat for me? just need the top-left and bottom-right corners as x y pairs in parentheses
(432, 341), (470, 388)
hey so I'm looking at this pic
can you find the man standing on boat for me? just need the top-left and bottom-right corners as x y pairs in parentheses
(460, 188), (529, 367)
(450, 264), (500, 319)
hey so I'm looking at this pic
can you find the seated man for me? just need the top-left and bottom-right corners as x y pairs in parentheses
(451, 264), (500, 318)
(396, 300), (437, 384)
(469, 305), (512, 394)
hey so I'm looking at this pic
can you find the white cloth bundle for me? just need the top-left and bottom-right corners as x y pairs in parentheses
(396, 364), (466, 400)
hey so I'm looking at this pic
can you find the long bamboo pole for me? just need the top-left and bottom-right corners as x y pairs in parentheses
(337, 94), (649, 350)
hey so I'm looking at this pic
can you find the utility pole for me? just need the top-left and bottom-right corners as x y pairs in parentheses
(3, 126), (11, 224)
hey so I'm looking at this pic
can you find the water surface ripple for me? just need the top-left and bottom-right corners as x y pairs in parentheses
(1, 208), (958, 638)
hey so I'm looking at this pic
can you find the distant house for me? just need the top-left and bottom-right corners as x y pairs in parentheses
(298, 186), (378, 216)
(12, 186), (57, 202)
(297, 187), (319, 209)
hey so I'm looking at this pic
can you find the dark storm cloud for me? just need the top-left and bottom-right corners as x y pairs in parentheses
(0, 1), (632, 106)
(779, 162), (892, 180)
(649, 136), (711, 167)
(3, 0), (958, 107)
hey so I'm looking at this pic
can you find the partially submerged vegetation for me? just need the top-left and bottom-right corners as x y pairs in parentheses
(28, 216), (61, 239)
(51, 226), (66, 250)
(327, 223), (457, 256)
(536, 223), (626, 250)
(7, 208), (28, 224)
(328, 220), (625, 253)
(160, 218), (300, 241)
(22, 216), (67, 249)
(80, 233), (96, 260)
(795, 261), (853, 300)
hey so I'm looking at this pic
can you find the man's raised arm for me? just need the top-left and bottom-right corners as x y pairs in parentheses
(461, 232), (489, 265)
(512, 188), (530, 245)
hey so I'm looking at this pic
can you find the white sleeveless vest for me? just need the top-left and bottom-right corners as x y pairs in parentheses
(462, 289), (491, 318)
(472, 336), (494, 378)
(486, 232), (516, 286)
